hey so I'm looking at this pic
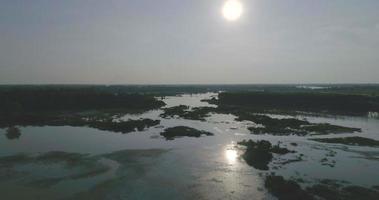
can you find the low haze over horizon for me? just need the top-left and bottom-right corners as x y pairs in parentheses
(1, 0), (378, 84)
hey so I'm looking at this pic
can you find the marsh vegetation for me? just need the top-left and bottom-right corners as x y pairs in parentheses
(238, 140), (295, 170)
(1, 85), (379, 199)
(214, 91), (379, 116)
(265, 175), (379, 200)
(311, 137), (379, 147)
(160, 126), (214, 140)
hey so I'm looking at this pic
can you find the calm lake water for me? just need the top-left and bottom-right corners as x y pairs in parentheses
(1, 93), (379, 200)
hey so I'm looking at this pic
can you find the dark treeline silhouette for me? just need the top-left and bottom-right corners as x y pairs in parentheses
(1, 85), (379, 116)
(216, 92), (379, 116)
(1, 84), (379, 96)
(0, 87), (165, 114)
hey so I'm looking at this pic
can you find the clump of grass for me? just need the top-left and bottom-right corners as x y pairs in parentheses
(235, 113), (361, 136)
(160, 106), (217, 121)
(88, 119), (160, 133)
(160, 126), (213, 140)
(238, 140), (294, 170)
(5, 126), (21, 140)
(265, 175), (314, 200)
(265, 175), (379, 200)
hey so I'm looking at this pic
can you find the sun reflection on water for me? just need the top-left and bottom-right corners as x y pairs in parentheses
(225, 149), (238, 164)
(225, 142), (238, 165)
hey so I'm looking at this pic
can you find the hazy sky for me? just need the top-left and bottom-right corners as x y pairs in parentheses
(1, 0), (378, 84)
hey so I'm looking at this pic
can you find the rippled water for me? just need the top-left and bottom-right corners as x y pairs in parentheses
(1, 93), (379, 199)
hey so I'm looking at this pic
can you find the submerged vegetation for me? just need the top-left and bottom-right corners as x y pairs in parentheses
(0, 149), (168, 199)
(238, 140), (294, 170)
(160, 126), (214, 140)
(311, 137), (379, 147)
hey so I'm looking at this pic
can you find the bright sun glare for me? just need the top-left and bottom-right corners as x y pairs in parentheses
(222, 0), (243, 21)
(225, 149), (238, 164)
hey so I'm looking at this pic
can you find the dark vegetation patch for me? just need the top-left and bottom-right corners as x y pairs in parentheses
(320, 157), (336, 168)
(276, 154), (305, 166)
(5, 127), (21, 140)
(215, 92), (379, 116)
(301, 124), (361, 135)
(0, 114), (160, 134)
(201, 97), (218, 105)
(159, 104), (360, 136)
(88, 119), (160, 133)
(265, 175), (314, 200)
(160, 126), (213, 140)
(235, 113), (360, 136)
(265, 175), (379, 200)
(311, 137), (379, 147)
(0, 87), (165, 114)
(238, 140), (294, 170)
(160, 105), (217, 121)
(0, 87), (164, 133)
(160, 105), (189, 118)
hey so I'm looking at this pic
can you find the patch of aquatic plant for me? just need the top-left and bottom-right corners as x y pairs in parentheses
(160, 105), (217, 121)
(264, 175), (314, 200)
(160, 105), (190, 118)
(265, 175), (379, 200)
(311, 137), (379, 147)
(320, 157), (336, 168)
(302, 124), (361, 135)
(88, 119), (160, 133)
(5, 126), (21, 140)
(160, 126), (214, 140)
(0, 87), (165, 133)
(201, 97), (218, 105)
(234, 113), (360, 136)
(238, 140), (294, 170)
(276, 154), (305, 166)
(0, 114), (160, 134)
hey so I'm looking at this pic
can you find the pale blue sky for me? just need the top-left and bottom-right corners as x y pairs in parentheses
(1, 0), (378, 84)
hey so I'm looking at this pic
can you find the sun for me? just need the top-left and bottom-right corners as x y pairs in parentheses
(222, 0), (243, 21)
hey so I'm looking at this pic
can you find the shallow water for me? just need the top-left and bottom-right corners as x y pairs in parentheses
(1, 93), (379, 199)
